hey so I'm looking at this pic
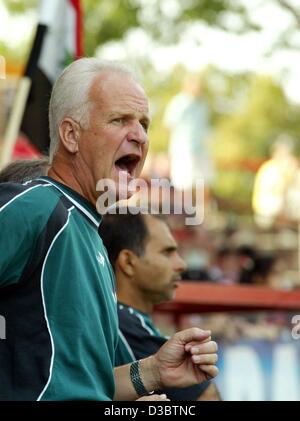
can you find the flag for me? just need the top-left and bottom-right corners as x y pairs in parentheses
(21, 0), (83, 153)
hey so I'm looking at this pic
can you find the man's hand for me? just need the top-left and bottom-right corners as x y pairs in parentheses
(114, 328), (218, 400)
(150, 328), (218, 389)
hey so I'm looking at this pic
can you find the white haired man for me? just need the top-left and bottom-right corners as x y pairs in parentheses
(0, 58), (218, 401)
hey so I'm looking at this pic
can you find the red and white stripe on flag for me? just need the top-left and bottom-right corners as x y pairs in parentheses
(38, 0), (83, 83)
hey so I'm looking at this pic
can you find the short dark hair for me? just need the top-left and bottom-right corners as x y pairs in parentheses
(0, 157), (49, 183)
(99, 212), (150, 268)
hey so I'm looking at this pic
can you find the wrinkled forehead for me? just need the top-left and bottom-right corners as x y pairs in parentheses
(89, 71), (148, 111)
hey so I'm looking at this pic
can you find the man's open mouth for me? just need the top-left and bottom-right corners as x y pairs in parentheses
(115, 154), (141, 176)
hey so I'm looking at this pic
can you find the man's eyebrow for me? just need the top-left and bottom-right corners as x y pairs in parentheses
(161, 245), (178, 252)
(107, 111), (123, 118)
(107, 111), (150, 123)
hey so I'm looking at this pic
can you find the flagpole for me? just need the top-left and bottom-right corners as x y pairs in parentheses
(0, 76), (32, 169)
(0, 0), (83, 167)
(0, 0), (53, 168)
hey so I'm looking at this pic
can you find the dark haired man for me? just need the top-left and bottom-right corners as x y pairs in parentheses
(99, 211), (221, 400)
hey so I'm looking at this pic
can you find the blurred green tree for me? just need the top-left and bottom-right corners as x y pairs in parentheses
(209, 72), (300, 210)
(2, 0), (259, 56)
(142, 64), (300, 211)
(3, 0), (300, 55)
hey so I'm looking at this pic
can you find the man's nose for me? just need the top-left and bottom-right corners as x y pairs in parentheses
(127, 121), (148, 145)
(175, 254), (187, 273)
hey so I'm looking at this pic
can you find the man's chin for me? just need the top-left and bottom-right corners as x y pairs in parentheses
(114, 171), (138, 198)
(161, 290), (176, 304)
(115, 185), (136, 203)
(95, 173), (140, 214)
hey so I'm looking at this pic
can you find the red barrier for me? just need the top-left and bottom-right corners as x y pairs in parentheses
(156, 282), (300, 313)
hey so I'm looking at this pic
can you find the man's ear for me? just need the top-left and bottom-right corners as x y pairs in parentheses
(58, 117), (81, 154)
(117, 249), (137, 277)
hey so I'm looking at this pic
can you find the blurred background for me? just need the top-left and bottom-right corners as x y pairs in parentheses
(1, 0), (300, 400)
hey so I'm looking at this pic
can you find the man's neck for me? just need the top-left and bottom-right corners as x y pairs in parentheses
(48, 157), (97, 207)
(117, 283), (154, 315)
